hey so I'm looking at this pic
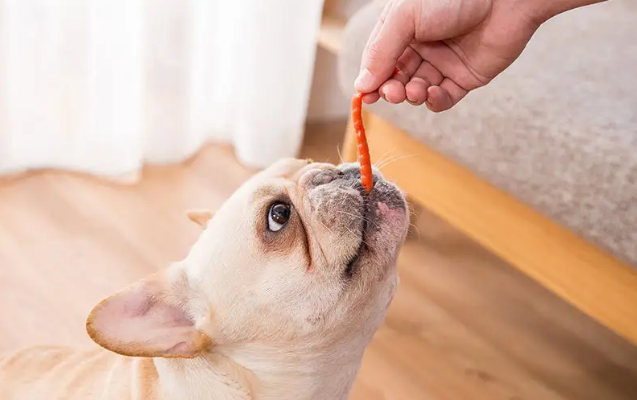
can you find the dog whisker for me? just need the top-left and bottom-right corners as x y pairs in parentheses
(342, 224), (372, 249)
(375, 153), (417, 170)
(335, 210), (380, 231)
(317, 218), (336, 237)
(336, 143), (345, 165)
(408, 222), (421, 238)
(372, 149), (396, 169)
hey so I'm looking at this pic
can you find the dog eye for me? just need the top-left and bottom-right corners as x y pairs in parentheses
(268, 202), (291, 232)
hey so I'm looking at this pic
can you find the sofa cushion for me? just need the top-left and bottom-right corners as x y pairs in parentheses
(338, 0), (637, 267)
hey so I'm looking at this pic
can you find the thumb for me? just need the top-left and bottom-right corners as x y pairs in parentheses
(355, 1), (415, 94)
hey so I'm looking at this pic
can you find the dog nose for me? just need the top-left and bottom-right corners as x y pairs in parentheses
(338, 162), (384, 185)
(307, 167), (344, 187)
(339, 163), (361, 179)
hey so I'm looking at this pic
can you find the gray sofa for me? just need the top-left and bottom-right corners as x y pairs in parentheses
(337, 0), (637, 267)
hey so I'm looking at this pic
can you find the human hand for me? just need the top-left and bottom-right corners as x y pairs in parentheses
(354, 0), (542, 112)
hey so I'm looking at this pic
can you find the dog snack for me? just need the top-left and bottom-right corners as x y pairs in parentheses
(352, 67), (400, 193)
(351, 92), (373, 193)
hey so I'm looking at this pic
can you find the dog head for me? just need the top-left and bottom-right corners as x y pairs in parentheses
(86, 158), (409, 360)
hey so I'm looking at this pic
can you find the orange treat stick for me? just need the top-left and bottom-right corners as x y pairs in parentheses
(351, 93), (373, 193)
(351, 67), (400, 193)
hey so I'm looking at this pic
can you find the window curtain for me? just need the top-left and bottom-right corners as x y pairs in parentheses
(0, 0), (324, 180)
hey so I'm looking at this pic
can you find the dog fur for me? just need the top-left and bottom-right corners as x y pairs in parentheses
(0, 158), (409, 400)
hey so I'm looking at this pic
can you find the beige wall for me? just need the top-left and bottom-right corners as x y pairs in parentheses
(307, 47), (350, 122)
(307, 0), (369, 122)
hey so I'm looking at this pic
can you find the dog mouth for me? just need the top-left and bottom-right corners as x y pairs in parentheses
(343, 242), (365, 279)
(324, 164), (406, 280)
(343, 193), (370, 279)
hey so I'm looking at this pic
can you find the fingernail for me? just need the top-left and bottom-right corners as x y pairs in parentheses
(380, 87), (388, 101)
(355, 68), (374, 90)
(406, 90), (424, 105)
(383, 87), (389, 101)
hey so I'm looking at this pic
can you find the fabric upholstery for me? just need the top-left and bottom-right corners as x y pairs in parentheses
(338, 0), (637, 267)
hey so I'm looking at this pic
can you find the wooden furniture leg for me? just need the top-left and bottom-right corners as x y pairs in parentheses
(345, 108), (637, 346)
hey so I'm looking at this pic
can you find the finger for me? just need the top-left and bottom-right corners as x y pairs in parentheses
(356, 1), (395, 92)
(425, 86), (451, 112)
(439, 77), (469, 106)
(356, 1), (394, 98)
(355, 1), (415, 94)
(384, 49), (412, 86)
(362, 92), (381, 104)
(364, 0), (395, 51)
(404, 60), (441, 105)
(395, 46), (422, 79)
(413, 59), (444, 86)
(378, 46), (416, 99)
(425, 78), (468, 112)
(405, 77), (429, 106)
(379, 79), (406, 104)
(411, 42), (485, 90)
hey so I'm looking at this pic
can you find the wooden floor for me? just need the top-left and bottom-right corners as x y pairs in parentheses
(1, 122), (636, 400)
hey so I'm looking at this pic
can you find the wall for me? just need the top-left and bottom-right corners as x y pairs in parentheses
(307, 47), (350, 122)
(307, 0), (369, 122)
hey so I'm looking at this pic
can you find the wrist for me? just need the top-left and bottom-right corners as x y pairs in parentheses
(514, 0), (609, 24)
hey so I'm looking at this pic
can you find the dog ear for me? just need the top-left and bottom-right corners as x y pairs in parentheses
(186, 209), (214, 228)
(86, 269), (211, 358)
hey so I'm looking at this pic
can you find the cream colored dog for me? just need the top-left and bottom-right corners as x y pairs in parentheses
(0, 158), (409, 400)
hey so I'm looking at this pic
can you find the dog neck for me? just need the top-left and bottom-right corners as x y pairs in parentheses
(152, 338), (368, 400)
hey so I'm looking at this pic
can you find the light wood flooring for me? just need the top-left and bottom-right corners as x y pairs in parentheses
(0, 121), (636, 400)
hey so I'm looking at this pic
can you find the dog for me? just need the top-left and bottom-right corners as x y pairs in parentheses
(0, 158), (409, 400)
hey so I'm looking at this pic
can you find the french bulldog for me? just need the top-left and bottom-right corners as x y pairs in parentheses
(0, 158), (409, 400)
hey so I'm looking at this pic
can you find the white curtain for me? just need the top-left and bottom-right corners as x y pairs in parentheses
(0, 0), (324, 180)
